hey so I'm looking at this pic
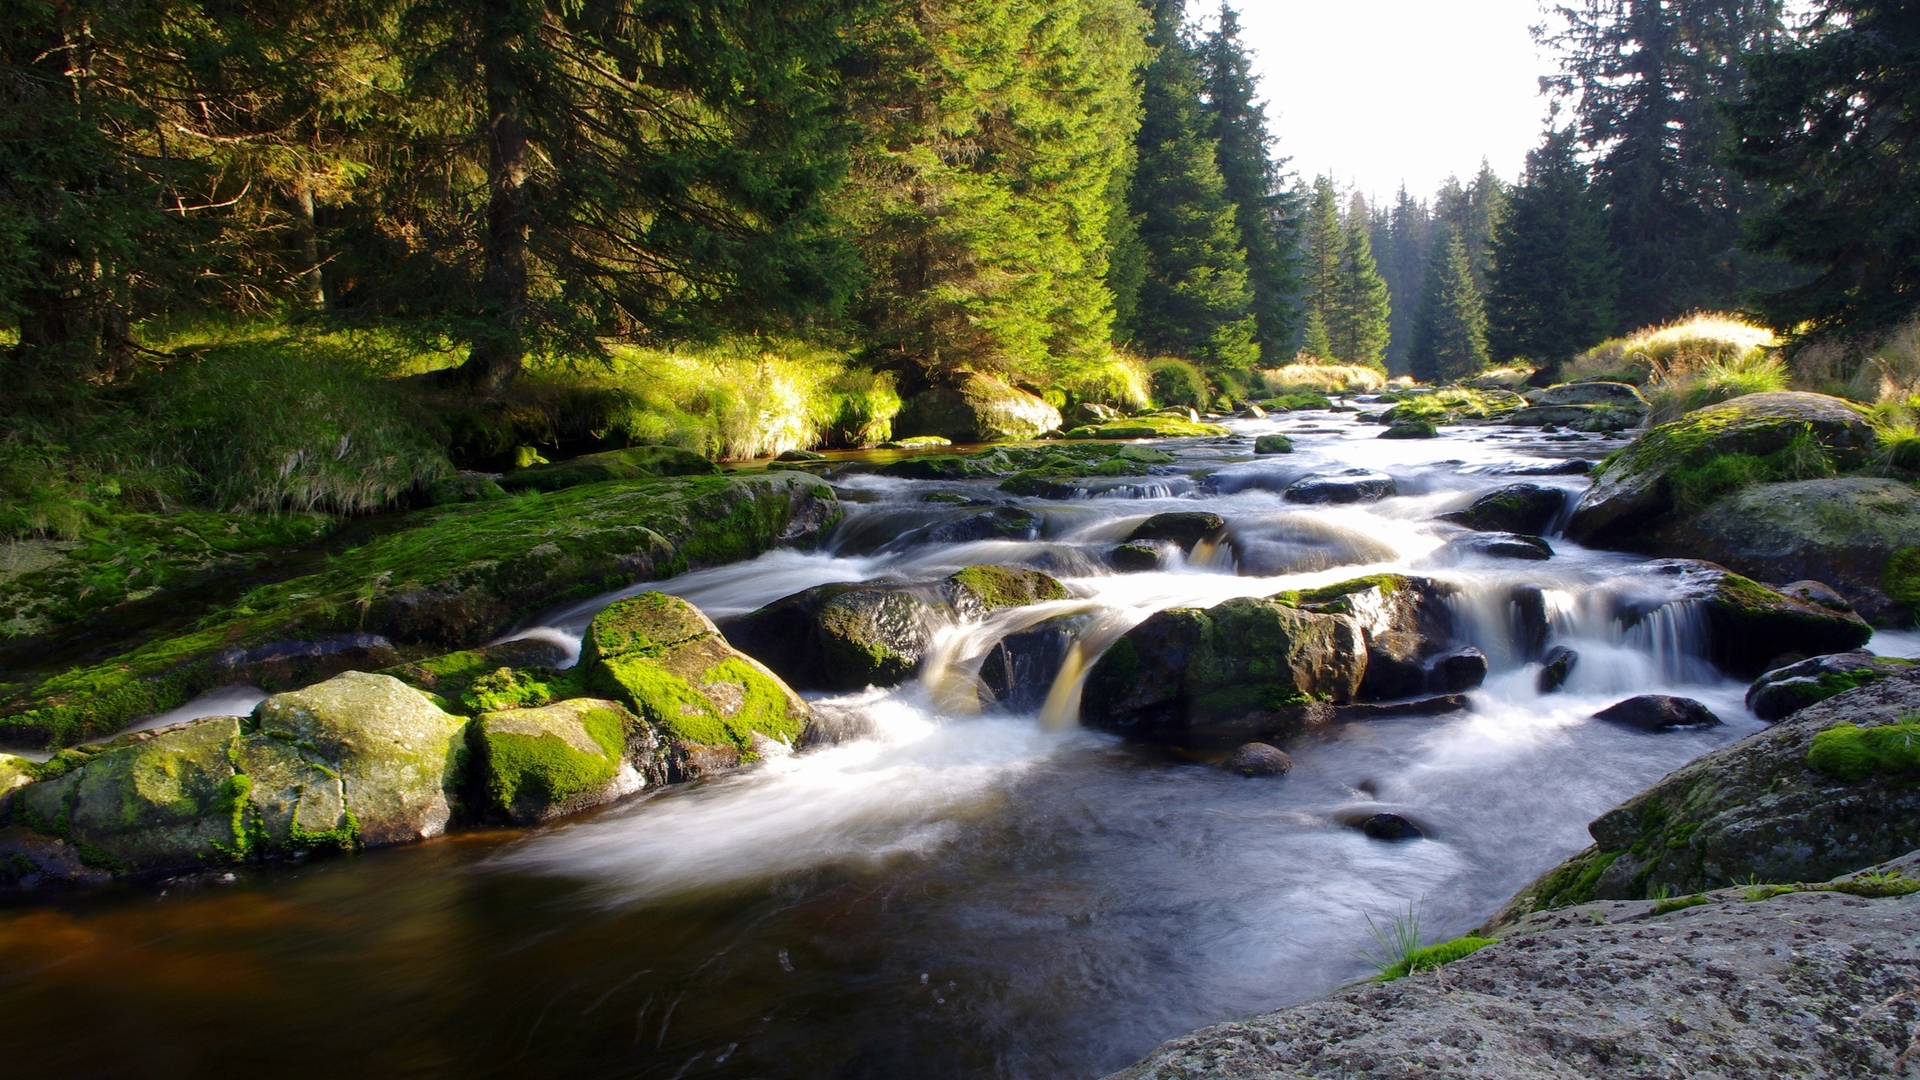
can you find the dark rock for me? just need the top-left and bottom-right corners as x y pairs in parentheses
(1537, 645), (1577, 693)
(1253, 433), (1294, 454)
(1067, 401), (1121, 426)
(1335, 695), (1470, 721)
(795, 702), (880, 749)
(1427, 647), (1488, 694)
(0, 826), (111, 891)
(208, 632), (403, 689)
(1524, 381), (1649, 408)
(1775, 579), (1853, 612)
(1358, 631), (1428, 700)
(1567, 392), (1875, 546)
(1221, 742), (1293, 777)
(1108, 542), (1168, 572)
(1593, 694), (1722, 731)
(1507, 584), (1551, 661)
(1356, 813), (1425, 840)
(943, 565), (1068, 619)
(1125, 512), (1227, 551)
(1439, 532), (1553, 561)
(1635, 559), (1873, 679)
(726, 582), (936, 691)
(1505, 459), (1594, 476)
(1380, 421), (1439, 439)
(1439, 483), (1566, 534)
(1081, 597), (1364, 746)
(979, 616), (1088, 713)
(926, 505), (1041, 543)
(1507, 405), (1644, 431)
(1283, 470), (1397, 504)
(1745, 651), (1914, 721)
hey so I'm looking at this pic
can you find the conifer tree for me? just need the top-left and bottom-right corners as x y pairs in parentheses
(1463, 161), (1509, 291)
(1486, 127), (1617, 375)
(1299, 175), (1342, 360)
(1124, 0), (1257, 371)
(1201, 5), (1300, 361)
(1379, 186), (1430, 373)
(1301, 305), (1333, 363)
(1409, 228), (1489, 383)
(1328, 194), (1390, 370)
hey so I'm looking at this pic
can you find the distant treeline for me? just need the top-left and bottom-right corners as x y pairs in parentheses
(2, 0), (1915, 395)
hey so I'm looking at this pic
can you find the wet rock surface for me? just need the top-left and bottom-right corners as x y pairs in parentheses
(1438, 482), (1565, 534)
(1124, 511), (1227, 551)
(1438, 531), (1552, 561)
(1283, 470), (1396, 504)
(1746, 650), (1915, 721)
(894, 372), (1063, 442)
(1593, 694), (1722, 731)
(1221, 742), (1292, 777)
(1634, 559), (1872, 678)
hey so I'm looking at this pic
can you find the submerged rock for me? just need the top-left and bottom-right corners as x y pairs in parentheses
(894, 372), (1062, 442)
(583, 593), (810, 778)
(1745, 651), (1914, 722)
(1379, 420), (1438, 439)
(1439, 483), (1566, 534)
(1124, 511), (1227, 551)
(1593, 694), (1722, 731)
(926, 505), (1041, 543)
(1221, 742), (1292, 777)
(1283, 469), (1396, 504)
(1081, 596), (1365, 745)
(1354, 812), (1425, 841)
(1494, 669), (1920, 918)
(473, 699), (656, 824)
(1566, 391), (1874, 546)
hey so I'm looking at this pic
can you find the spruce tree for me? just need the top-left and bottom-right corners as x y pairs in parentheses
(1299, 175), (1342, 360)
(1380, 186), (1430, 373)
(1329, 194), (1390, 370)
(1301, 305), (1333, 363)
(1486, 127), (1617, 375)
(1202, 5), (1301, 361)
(1409, 228), (1490, 383)
(1725, 0), (1920, 340)
(1124, 0), (1257, 371)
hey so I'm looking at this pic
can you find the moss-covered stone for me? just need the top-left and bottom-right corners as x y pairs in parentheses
(1253, 434), (1293, 454)
(497, 445), (719, 492)
(894, 372), (1062, 442)
(1440, 484), (1566, 535)
(584, 593), (809, 775)
(251, 672), (468, 848)
(944, 566), (1068, 618)
(1640, 559), (1872, 678)
(1380, 387), (1525, 425)
(1, 474), (837, 749)
(0, 753), (31, 804)
(1061, 415), (1229, 439)
(1567, 392), (1874, 546)
(1380, 420), (1439, 439)
(1746, 651), (1914, 721)
(1806, 721), (1920, 781)
(474, 699), (651, 824)
(427, 475), (509, 505)
(1125, 512), (1227, 551)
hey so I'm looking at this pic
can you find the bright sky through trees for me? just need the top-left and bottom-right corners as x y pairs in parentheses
(1230, 0), (1547, 200)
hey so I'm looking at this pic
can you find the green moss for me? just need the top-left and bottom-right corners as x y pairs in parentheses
(458, 666), (584, 713)
(1650, 894), (1712, 915)
(1806, 721), (1920, 781)
(1263, 392), (1333, 411)
(1270, 574), (1402, 611)
(947, 565), (1068, 611)
(482, 706), (626, 811)
(1529, 847), (1622, 909)
(594, 655), (801, 750)
(1884, 547), (1920, 607)
(1253, 434), (1293, 454)
(1380, 421), (1439, 439)
(1191, 683), (1311, 713)
(1376, 936), (1497, 981)
(1825, 869), (1920, 898)
(287, 807), (359, 853)
(1380, 388), (1523, 425)
(1061, 416), (1229, 439)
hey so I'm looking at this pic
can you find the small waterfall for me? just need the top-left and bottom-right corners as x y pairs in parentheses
(1619, 598), (1715, 684)
(1036, 641), (1087, 731)
(1444, 576), (1717, 688)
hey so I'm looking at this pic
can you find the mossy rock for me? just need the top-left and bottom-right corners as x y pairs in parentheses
(1081, 597), (1365, 746)
(1380, 420), (1439, 439)
(498, 445), (720, 493)
(583, 593), (809, 775)
(1380, 388), (1524, 425)
(944, 566), (1068, 618)
(1253, 434), (1293, 454)
(251, 672), (468, 848)
(377, 638), (574, 708)
(427, 475), (509, 505)
(1653, 477), (1920, 625)
(0, 474), (837, 749)
(1567, 392), (1874, 546)
(1524, 381), (1648, 408)
(0, 753), (32, 804)
(473, 699), (654, 824)
(1487, 668), (1920, 927)
(1061, 415), (1229, 439)
(1439, 483), (1566, 535)
(1125, 512), (1227, 551)
(894, 372), (1062, 442)
(1640, 559), (1872, 679)
(1746, 652), (1916, 721)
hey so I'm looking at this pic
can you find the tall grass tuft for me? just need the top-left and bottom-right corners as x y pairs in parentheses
(1059, 354), (1153, 413)
(1567, 313), (1778, 387)
(1645, 351), (1791, 422)
(1870, 396), (1920, 473)
(1260, 363), (1386, 395)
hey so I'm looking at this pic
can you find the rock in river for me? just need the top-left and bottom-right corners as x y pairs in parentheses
(725, 582), (936, 691)
(1282, 469), (1396, 504)
(1221, 742), (1292, 777)
(1124, 511), (1227, 551)
(1592, 694), (1721, 731)
(1632, 559), (1871, 678)
(1745, 650), (1914, 721)
(1439, 482), (1565, 535)
(473, 698), (659, 824)
(894, 371), (1063, 442)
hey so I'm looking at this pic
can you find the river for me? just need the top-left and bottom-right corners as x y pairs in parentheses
(1, 405), (1898, 1078)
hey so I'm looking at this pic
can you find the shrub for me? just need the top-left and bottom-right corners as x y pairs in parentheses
(1646, 351), (1791, 422)
(1260, 362), (1386, 395)
(1147, 358), (1209, 408)
(1058, 354), (1153, 413)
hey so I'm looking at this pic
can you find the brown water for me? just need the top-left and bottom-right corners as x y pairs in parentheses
(0, 408), (1867, 1079)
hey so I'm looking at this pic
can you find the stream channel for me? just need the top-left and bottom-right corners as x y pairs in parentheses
(4, 406), (1910, 1079)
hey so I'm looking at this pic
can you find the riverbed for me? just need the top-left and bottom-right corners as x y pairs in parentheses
(0, 406), (1896, 1079)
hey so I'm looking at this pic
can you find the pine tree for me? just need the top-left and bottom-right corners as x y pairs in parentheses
(1486, 127), (1618, 375)
(1379, 186), (1430, 373)
(1409, 228), (1490, 383)
(1328, 194), (1390, 370)
(1725, 0), (1920, 340)
(1542, 0), (1787, 330)
(1124, 0), (1257, 371)
(1301, 304), (1333, 363)
(1201, 5), (1301, 361)
(1299, 174), (1342, 360)
(1463, 161), (1509, 291)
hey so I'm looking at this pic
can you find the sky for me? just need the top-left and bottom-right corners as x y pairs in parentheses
(1226, 0), (1554, 206)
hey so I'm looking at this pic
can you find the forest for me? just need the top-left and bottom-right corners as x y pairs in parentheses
(1, 0), (1916, 528)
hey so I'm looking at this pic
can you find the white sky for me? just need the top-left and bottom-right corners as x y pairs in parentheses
(1226, 0), (1553, 205)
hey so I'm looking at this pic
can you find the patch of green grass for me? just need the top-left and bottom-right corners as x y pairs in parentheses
(1147, 358), (1209, 409)
(1666, 428), (1837, 513)
(1650, 894), (1712, 915)
(1263, 392), (1333, 411)
(1354, 901), (1497, 981)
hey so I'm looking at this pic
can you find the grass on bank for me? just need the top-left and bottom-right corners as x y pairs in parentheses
(1352, 901), (1496, 982)
(1260, 362), (1386, 395)
(1567, 313), (1780, 387)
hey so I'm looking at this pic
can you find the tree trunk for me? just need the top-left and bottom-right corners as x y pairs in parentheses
(294, 181), (326, 309)
(449, 56), (532, 396)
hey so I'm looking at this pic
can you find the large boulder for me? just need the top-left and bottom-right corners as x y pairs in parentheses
(943, 565), (1067, 619)
(1124, 512), (1227, 551)
(252, 671), (468, 848)
(1566, 391), (1874, 546)
(894, 372), (1062, 442)
(472, 699), (658, 824)
(1592, 694), (1721, 731)
(1491, 668), (1920, 918)
(1633, 560), (1872, 678)
(979, 613), (1091, 713)
(1277, 575), (1459, 702)
(1745, 651), (1915, 721)
(725, 582), (936, 691)
(1081, 596), (1365, 745)
(1438, 483), (1566, 534)
(1524, 381), (1649, 408)
(582, 593), (810, 777)
(1652, 477), (1920, 624)
(1283, 469), (1396, 504)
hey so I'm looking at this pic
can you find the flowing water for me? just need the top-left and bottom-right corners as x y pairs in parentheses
(3, 409), (1908, 1079)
